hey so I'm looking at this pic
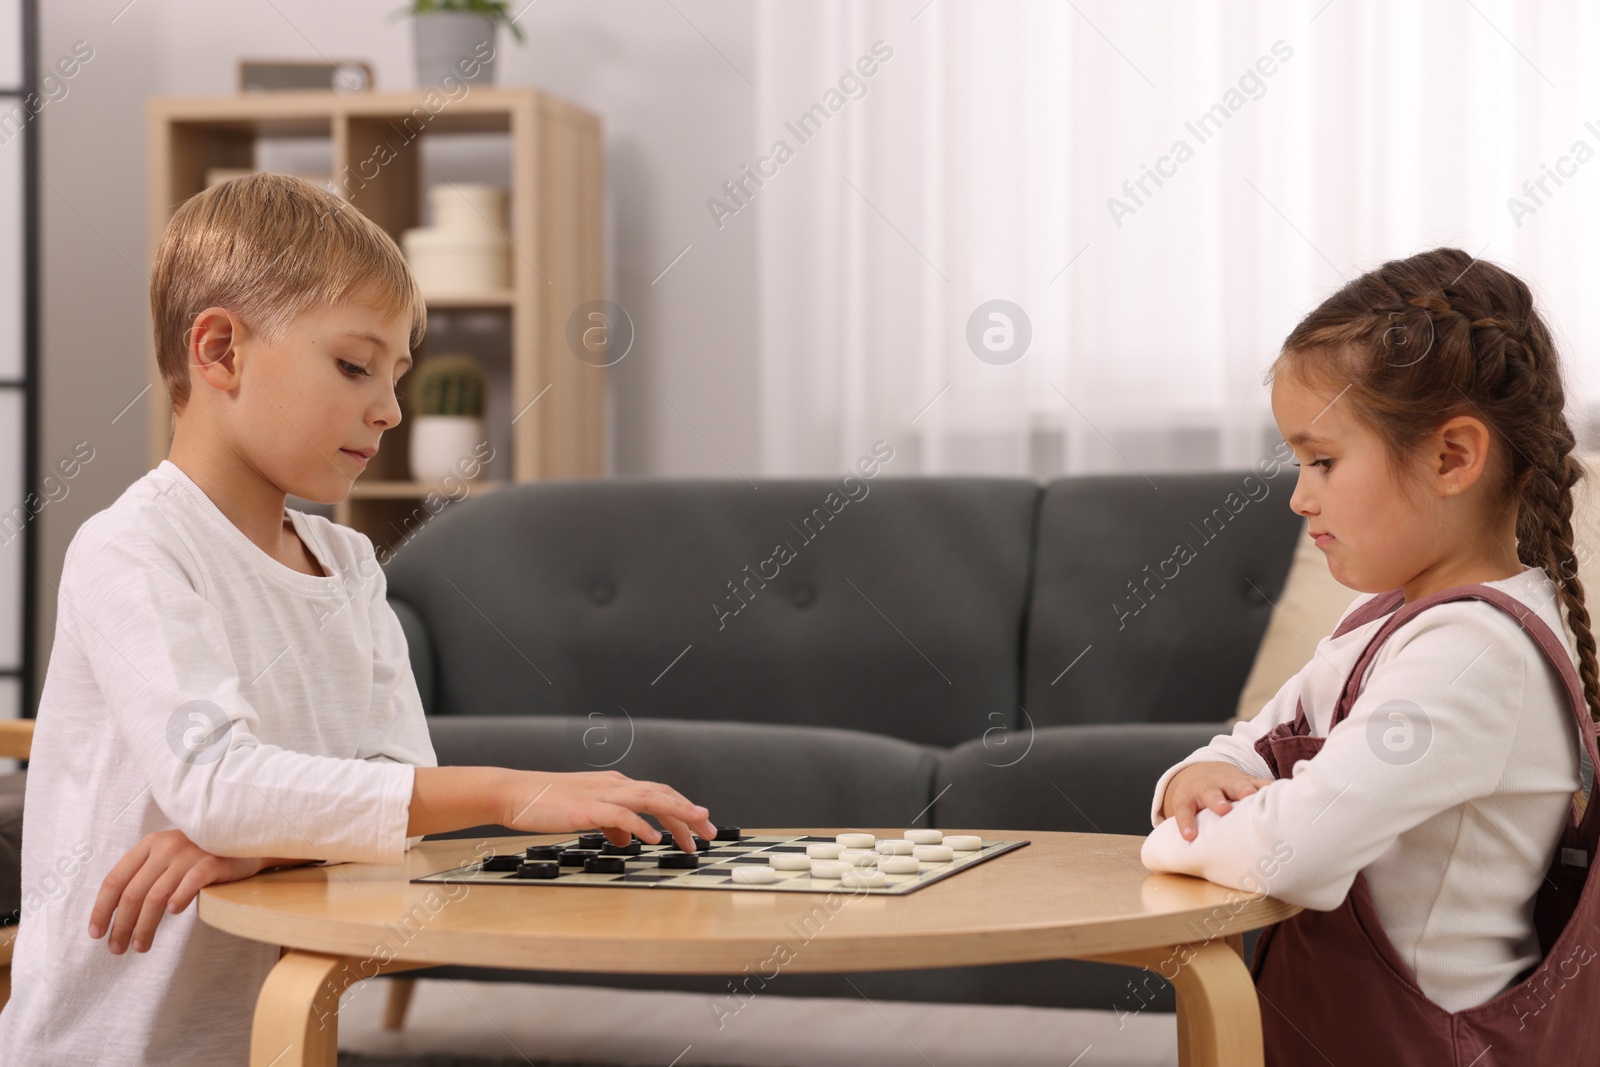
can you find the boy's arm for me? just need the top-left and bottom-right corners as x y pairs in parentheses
(60, 518), (426, 865)
(345, 542), (589, 842)
(408, 765), (712, 846)
(406, 765), (515, 836)
(353, 544), (440, 853)
(352, 543), (436, 767)
(65, 513), (714, 869)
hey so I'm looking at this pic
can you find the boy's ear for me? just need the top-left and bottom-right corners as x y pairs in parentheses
(187, 306), (244, 390)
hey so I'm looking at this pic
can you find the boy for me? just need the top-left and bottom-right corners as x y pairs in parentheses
(0, 172), (715, 1065)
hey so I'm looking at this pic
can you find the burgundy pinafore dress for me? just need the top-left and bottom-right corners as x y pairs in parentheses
(1249, 583), (1600, 1066)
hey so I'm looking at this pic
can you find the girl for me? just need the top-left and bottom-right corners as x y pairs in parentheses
(1143, 247), (1600, 1064)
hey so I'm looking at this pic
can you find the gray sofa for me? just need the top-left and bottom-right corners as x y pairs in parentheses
(381, 467), (1304, 1014)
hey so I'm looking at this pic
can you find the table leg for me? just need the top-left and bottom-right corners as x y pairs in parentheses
(1086, 939), (1262, 1067)
(249, 950), (348, 1067)
(384, 976), (419, 1030)
(250, 950), (433, 1067)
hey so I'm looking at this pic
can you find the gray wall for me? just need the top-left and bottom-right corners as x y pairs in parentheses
(32, 0), (762, 709)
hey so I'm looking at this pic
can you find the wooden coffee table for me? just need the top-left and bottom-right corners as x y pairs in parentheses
(199, 829), (1298, 1067)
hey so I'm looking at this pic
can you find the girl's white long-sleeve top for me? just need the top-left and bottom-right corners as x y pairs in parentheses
(1143, 564), (1587, 1013)
(0, 460), (438, 1065)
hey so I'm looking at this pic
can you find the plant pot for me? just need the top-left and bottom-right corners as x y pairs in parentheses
(412, 12), (498, 90)
(409, 416), (489, 483)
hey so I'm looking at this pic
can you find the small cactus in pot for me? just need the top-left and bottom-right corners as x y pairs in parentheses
(411, 353), (486, 418)
(408, 354), (491, 483)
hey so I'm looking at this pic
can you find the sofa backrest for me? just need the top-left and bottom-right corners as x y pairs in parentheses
(1022, 467), (1303, 728)
(385, 468), (1304, 747)
(383, 477), (1040, 748)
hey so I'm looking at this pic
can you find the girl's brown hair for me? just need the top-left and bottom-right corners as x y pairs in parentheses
(1266, 246), (1599, 726)
(149, 171), (427, 420)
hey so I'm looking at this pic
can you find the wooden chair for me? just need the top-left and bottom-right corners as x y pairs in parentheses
(0, 718), (33, 1012)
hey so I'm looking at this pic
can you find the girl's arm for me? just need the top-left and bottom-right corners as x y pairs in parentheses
(1141, 603), (1539, 909)
(1148, 591), (1378, 828)
(1149, 651), (1319, 828)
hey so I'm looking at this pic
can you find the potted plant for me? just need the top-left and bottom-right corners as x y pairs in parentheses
(396, 0), (525, 89)
(407, 354), (490, 483)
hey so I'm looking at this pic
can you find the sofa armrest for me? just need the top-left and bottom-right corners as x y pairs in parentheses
(0, 720), (33, 762)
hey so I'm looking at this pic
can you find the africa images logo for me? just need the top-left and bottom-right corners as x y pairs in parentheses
(165, 699), (233, 766)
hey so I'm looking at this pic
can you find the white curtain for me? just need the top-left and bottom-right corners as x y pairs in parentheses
(752, 0), (1600, 478)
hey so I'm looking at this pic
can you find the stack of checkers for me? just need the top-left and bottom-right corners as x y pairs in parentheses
(412, 828), (1028, 896)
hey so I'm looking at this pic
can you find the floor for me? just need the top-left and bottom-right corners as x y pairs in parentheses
(336, 978), (1180, 1067)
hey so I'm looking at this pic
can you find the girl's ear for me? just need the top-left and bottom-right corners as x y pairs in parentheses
(1432, 415), (1494, 494)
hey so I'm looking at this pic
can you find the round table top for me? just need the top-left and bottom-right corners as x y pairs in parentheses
(198, 829), (1301, 974)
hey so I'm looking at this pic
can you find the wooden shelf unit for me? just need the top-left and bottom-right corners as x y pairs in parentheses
(145, 88), (605, 559)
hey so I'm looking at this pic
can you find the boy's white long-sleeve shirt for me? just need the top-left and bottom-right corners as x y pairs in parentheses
(0, 460), (438, 1066)
(1143, 565), (1585, 1012)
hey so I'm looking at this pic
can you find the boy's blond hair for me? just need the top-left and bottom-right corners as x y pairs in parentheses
(149, 171), (427, 418)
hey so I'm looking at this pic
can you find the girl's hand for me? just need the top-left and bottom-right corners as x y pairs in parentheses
(499, 769), (717, 850)
(87, 829), (272, 955)
(1160, 761), (1276, 841)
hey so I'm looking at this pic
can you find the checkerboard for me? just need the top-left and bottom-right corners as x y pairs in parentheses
(411, 833), (1029, 896)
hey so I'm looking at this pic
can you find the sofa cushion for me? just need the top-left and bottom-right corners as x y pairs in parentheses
(385, 477), (1040, 748)
(932, 723), (1225, 835)
(420, 715), (941, 835)
(1022, 468), (1302, 727)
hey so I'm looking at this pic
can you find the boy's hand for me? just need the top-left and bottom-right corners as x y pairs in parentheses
(1159, 761), (1275, 842)
(87, 829), (276, 955)
(499, 770), (717, 850)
